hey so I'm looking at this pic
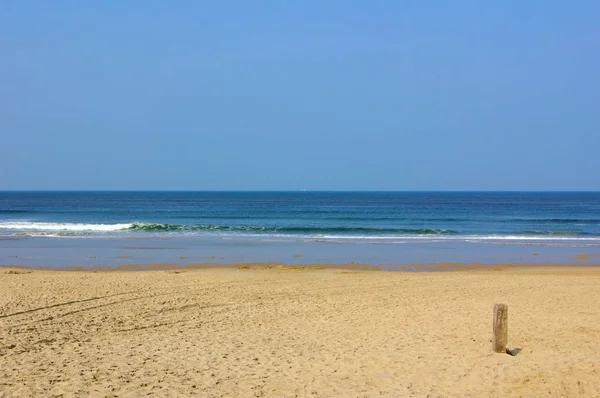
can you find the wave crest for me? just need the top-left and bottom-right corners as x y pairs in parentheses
(128, 223), (457, 235)
(0, 222), (133, 231)
(2, 222), (598, 240)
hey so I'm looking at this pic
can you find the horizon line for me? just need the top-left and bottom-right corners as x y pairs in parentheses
(1, 189), (599, 193)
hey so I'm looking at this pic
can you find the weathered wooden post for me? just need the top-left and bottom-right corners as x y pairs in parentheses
(492, 303), (508, 353)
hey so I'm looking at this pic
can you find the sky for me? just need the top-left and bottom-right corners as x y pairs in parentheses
(1, 1), (599, 191)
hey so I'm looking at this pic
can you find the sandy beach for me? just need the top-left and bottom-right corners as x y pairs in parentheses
(1, 264), (599, 397)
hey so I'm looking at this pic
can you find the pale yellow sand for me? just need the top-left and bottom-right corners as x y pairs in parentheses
(1, 265), (599, 397)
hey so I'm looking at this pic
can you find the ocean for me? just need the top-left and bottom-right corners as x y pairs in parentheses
(1, 191), (599, 269)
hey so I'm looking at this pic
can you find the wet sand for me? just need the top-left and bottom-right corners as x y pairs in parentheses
(3, 234), (599, 269)
(1, 264), (599, 397)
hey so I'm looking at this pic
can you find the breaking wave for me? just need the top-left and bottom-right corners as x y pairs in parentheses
(2, 222), (599, 241)
(0, 222), (133, 232)
(126, 223), (457, 235)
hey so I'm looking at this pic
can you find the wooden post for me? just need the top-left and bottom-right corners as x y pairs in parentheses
(492, 303), (508, 353)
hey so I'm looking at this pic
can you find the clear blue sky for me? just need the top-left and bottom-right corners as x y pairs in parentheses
(1, 1), (598, 190)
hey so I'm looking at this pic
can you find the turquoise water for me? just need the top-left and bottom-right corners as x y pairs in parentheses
(1, 191), (599, 268)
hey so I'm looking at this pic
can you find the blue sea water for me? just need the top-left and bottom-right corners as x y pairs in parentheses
(1, 191), (599, 268)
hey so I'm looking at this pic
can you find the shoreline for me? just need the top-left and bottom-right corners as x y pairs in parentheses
(3, 233), (600, 270)
(2, 261), (600, 273)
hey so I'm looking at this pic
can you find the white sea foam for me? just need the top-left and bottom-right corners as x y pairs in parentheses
(1, 222), (599, 243)
(464, 235), (600, 241)
(0, 222), (133, 232)
(314, 234), (600, 241)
